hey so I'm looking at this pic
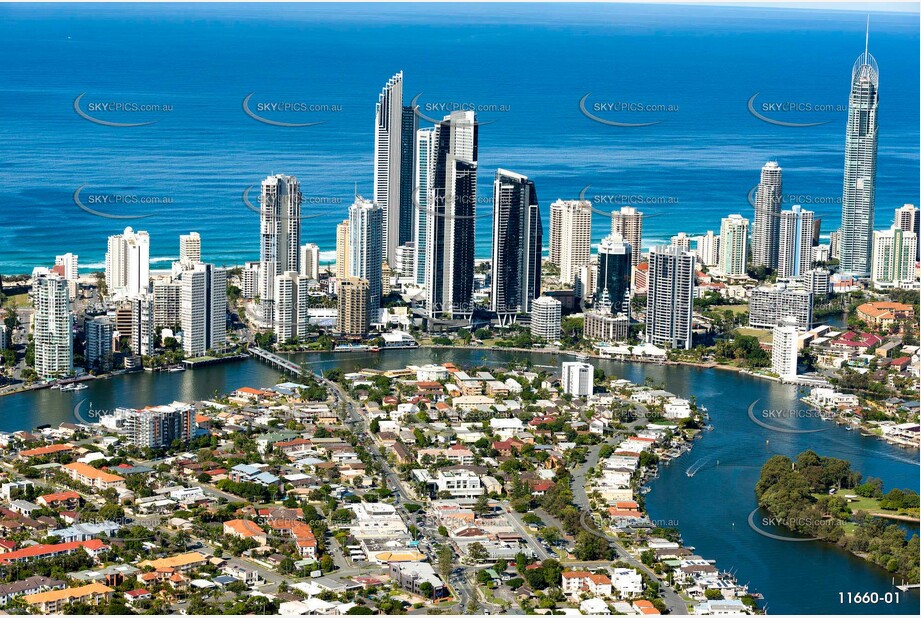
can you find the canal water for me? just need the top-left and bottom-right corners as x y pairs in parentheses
(0, 348), (917, 614)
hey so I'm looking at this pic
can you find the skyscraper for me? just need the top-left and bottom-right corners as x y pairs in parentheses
(561, 362), (594, 397)
(871, 227), (917, 289)
(771, 317), (799, 379)
(259, 174), (302, 326)
(670, 232), (691, 253)
(646, 245), (695, 349)
(611, 207), (643, 267)
(84, 316), (113, 372)
(749, 282), (813, 331)
(839, 31), (879, 276)
(595, 234), (631, 314)
(336, 220), (350, 280)
(274, 271), (310, 342)
(752, 161), (782, 269)
(181, 263), (227, 356)
(894, 204), (920, 260)
(348, 197), (384, 314)
(549, 199), (592, 286)
(425, 110), (478, 319)
(337, 277), (370, 337)
(695, 231), (720, 267)
(414, 127), (437, 285)
(490, 169), (542, 320)
(179, 232), (201, 265)
(719, 214), (749, 277)
(300, 243), (320, 281)
(400, 103), (418, 251)
(530, 295), (562, 341)
(33, 271), (73, 378)
(54, 253), (79, 281)
(130, 295), (155, 356)
(105, 227), (150, 299)
(374, 72), (415, 266)
(153, 279), (182, 329)
(778, 205), (815, 278)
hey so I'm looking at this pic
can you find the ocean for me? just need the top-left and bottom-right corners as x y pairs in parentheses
(0, 2), (918, 273)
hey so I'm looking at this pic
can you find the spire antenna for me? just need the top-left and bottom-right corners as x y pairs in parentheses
(865, 15), (870, 58)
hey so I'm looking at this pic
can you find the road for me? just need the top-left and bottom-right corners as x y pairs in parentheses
(324, 376), (508, 614)
(572, 443), (689, 615)
(504, 505), (552, 561)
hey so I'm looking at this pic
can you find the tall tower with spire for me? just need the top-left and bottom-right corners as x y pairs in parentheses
(839, 19), (879, 277)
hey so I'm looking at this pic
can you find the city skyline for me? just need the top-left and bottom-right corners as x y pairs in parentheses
(0, 5), (918, 618)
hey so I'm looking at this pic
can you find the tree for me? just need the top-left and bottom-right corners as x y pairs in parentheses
(574, 530), (611, 561)
(419, 581), (435, 599)
(538, 526), (562, 545)
(467, 542), (488, 563)
(473, 494), (490, 516)
(436, 545), (453, 580)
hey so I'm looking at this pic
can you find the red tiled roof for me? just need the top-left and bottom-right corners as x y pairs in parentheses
(0, 539), (107, 564)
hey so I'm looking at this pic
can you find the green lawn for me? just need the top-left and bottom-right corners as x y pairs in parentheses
(735, 327), (772, 342)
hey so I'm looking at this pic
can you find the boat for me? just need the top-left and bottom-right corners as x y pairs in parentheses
(71, 383), (88, 391)
(59, 383), (77, 391)
(168, 365), (186, 372)
(50, 384), (62, 390)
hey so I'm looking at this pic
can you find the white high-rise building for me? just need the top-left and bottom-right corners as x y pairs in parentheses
(259, 174), (302, 326)
(839, 36), (879, 277)
(374, 72), (416, 267)
(561, 362), (594, 398)
(871, 227), (918, 288)
(181, 263), (227, 356)
(530, 295), (562, 341)
(33, 271), (73, 378)
(549, 199), (592, 286)
(894, 204), (920, 261)
(274, 271), (310, 342)
(395, 243), (415, 278)
(413, 127), (437, 285)
(179, 232), (201, 265)
(694, 231), (720, 267)
(804, 267), (831, 297)
(719, 214), (749, 276)
(670, 232), (691, 253)
(771, 317), (799, 379)
(611, 207), (643, 267)
(84, 316), (113, 372)
(299, 243), (320, 281)
(646, 245), (695, 349)
(54, 253), (79, 281)
(752, 161), (782, 269)
(349, 197), (384, 314)
(241, 262), (259, 299)
(574, 263), (596, 301)
(336, 221), (350, 280)
(130, 295), (156, 356)
(105, 227), (150, 299)
(778, 205), (815, 278)
(153, 279), (182, 329)
(749, 282), (813, 331)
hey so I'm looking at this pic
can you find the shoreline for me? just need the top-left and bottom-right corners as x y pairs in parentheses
(624, 399), (765, 610)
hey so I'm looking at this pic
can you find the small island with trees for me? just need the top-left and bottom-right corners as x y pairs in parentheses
(755, 450), (919, 584)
